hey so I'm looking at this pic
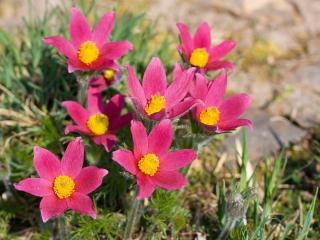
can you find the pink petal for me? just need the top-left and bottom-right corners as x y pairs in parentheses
(126, 65), (146, 106)
(151, 171), (187, 190)
(142, 57), (167, 99)
(87, 87), (103, 115)
(136, 173), (156, 199)
(219, 94), (252, 121)
(14, 178), (53, 197)
(40, 195), (68, 222)
(89, 76), (108, 92)
(176, 23), (194, 56)
(168, 97), (197, 119)
(101, 41), (133, 60)
(217, 119), (252, 132)
(43, 36), (76, 58)
(103, 94), (124, 119)
(205, 69), (227, 107)
(92, 12), (115, 47)
(112, 149), (137, 175)
(61, 137), (84, 178)
(206, 60), (234, 71)
(62, 101), (89, 127)
(148, 119), (172, 158)
(68, 63), (78, 73)
(209, 40), (236, 61)
(67, 192), (96, 219)
(64, 125), (91, 135)
(131, 120), (148, 159)
(33, 146), (61, 182)
(172, 63), (184, 81)
(75, 167), (108, 194)
(160, 150), (197, 171)
(193, 22), (211, 49)
(189, 73), (208, 101)
(69, 8), (91, 48)
(165, 67), (195, 109)
(109, 113), (132, 131)
(92, 134), (117, 152)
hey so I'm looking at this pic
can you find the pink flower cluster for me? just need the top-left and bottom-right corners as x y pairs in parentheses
(15, 8), (252, 222)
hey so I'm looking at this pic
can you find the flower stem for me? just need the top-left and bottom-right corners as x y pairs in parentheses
(77, 77), (89, 106)
(124, 194), (142, 240)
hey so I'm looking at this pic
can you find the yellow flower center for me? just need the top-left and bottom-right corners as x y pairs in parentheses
(78, 41), (100, 65)
(144, 95), (166, 116)
(86, 113), (109, 135)
(53, 175), (75, 199)
(103, 69), (114, 81)
(138, 153), (160, 176)
(199, 106), (220, 126)
(189, 48), (209, 68)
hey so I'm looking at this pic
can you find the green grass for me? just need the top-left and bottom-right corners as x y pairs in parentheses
(0, 1), (319, 239)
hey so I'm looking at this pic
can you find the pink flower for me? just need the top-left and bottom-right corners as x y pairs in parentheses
(190, 69), (252, 132)
(89, 68), (122, 92)
(177, 22), (236, 72)
(62, 88), (132, 151)
(127, 57), (196, 120)
(112, 120), (197, 199)
(43, 8), (133, 73)
(14, 138), (108, 222)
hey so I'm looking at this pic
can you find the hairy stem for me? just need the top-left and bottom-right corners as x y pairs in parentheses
(124, 194), (142, 239)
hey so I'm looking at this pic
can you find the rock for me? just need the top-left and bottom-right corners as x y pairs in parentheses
(219, 110), (307, 164)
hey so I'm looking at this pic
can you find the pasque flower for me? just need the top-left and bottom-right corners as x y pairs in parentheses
(112, 120), (197, 199)
(14, 138), (108, 222)
(127, 57), (196, 120)
(43, 8), (132, 73)
(177, 22), (236, 72)
(89, 68), (121, 92)
(190, 69), (252, 132)
(63, 88), (132, 151)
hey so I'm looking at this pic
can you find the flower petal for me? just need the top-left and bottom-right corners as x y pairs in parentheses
(14, 178), (53, 197)
(92, 12), (115, 47)
(152, 171), (187, 190)
(209, 40), (236, 61)
(64, 125), (91, 135)
(67, 192), (96, 219)
(62, 101), (89, 127)
(206, 60), (234, 71)
(43, 36), (76, 58)
(33, 146), (61, 182)
(205, 69), (227, 107)
(148, 119), (172, 158)
(193, 22), (211, 49)
(219, 94), (252, 121)
(87, 87), (103, 115)
(176, 23), (194, 56)
(112, 149), (137, 175)
(131, 120), (148, 159)
(160, 150), (196, 171)
(127, 65), (146, 106)
(168, 97), (197, 119)
(61, 137), (84, 178)
(101, 41), (133, 60)
(92, 134), (117, 152)
(40, 195), (68, 222)
(137, 173), (156, 199)
(75, 167), (108, 194)
(190, 73), (208, 101)
(217, 118), (252, 132)
(103, 94), (124, 119)
(142, 57), (167, 99)
(109, 113), (132, 131)
(69, 8), (91, 48)
(165, 68), (195, 109)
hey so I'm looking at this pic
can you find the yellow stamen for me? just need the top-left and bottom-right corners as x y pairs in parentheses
(189, 48), (209, 68)
(87, 113), (109, 135)
(138, 153), (160, 176)
(53, 176), (75, 199)
(78, 41), (99, 65)
(199, 106), (220, 126)
(144, 95), (165, 116)
(103, 69), (114, 81)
